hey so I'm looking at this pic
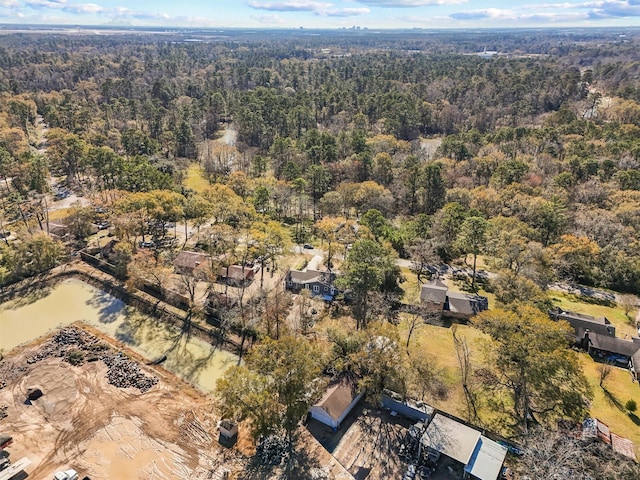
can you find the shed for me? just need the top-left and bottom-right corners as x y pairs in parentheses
(381, 390), (435, 422)
(420, 413), (481, 465)
(309, 379), (364, 430)
(464, 436), (508, 480)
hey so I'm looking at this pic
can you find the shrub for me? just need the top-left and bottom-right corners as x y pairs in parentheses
(66, 349), (85, 366)
(625, 399), (637, 413)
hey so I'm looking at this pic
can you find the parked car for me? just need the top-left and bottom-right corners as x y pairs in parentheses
(138, 240), (155, 248)
(303, 244), (314, 249)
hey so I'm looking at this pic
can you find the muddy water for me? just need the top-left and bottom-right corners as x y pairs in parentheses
(0, 279), (237, 393)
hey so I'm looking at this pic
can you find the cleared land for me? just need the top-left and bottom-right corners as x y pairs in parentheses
(0, 326), (244, 480)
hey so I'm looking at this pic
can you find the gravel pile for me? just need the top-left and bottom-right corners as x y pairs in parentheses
(103, 353), (158, 392)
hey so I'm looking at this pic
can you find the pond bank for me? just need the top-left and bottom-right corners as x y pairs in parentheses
(0, 263), (241, 393)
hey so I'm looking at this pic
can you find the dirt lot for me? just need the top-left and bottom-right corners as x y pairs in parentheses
(0, 327), (245, 480)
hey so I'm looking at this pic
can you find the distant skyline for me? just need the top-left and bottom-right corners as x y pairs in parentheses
(0, 0), (639, 29)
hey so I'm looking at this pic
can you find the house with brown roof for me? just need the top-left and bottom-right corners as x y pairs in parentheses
(309, 377), (364, 430)
(420, 279), (488, 320)
(218, 264), (254, 286)
(173, 250), (211, 276)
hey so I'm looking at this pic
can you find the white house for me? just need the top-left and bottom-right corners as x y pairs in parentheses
(309, 378), (364, 430)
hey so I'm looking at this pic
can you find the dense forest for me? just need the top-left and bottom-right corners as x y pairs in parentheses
(1, 28), (640, 295)
(2, 28), (640, 477)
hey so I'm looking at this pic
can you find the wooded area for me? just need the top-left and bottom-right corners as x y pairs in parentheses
(1, 27), (640, 477)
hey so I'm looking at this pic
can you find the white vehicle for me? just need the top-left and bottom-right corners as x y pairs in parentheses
(53, 469), (78, 480)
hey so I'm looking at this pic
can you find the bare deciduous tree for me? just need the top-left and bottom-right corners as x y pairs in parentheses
(452, 325), (478, 423)
(597, 362), (612, 388)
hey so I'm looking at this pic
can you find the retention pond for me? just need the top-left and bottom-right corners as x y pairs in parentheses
(0, 278), (237, 393)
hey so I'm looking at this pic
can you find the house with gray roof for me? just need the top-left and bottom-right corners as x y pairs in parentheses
(420, 279), (488, 320)
(285, 268), (339, 301)
(549, 308), (615, 337)
(420, 413), (508, 480)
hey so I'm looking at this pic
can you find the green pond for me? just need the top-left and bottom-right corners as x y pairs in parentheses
(0, 278), (238, 393)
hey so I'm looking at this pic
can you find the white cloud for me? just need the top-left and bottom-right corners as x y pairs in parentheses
(251, 12), (286, 23)
(248, 0), (333, 11)
(357, 0), (467, 6)
(321, 7), (370, 15)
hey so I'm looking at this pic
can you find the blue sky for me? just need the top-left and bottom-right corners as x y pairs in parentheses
(1, 0), (639, 28)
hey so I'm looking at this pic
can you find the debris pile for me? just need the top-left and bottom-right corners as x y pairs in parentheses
(26, 327), (108, 365)
(24, 326), (158, 393)
(103, 354), (158, 392)
(0, 404), (7, 420)
(0, 361), (27, 389)
(256, 435), (288, 466)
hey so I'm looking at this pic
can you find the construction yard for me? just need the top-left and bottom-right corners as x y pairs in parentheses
(0, 326), (244, 480)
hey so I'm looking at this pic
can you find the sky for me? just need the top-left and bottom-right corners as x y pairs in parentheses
(0, 0), (639, 29)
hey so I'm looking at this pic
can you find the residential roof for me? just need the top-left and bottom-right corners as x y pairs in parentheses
(173, 251), (211, 271)
(465, 436), (508, 480)
(288, 269), (335, 285)
(551, 308), (615, 337)
(611, 433), (637, 462)
(313, 379), (359, 422)
(420, 279), (448, 304)
(632, 350), (640, 374)
(587, 331), (640, 357)
(219, 264), (253, 280)
(421, 413), (481, 465)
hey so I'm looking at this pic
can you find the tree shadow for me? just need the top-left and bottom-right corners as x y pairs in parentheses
(240, 444), (326, 480)
(602, 387), (625, 411)
(628, 413), (640, 426)
(1, 281), (52, 308)
(86, 289), (125, 324)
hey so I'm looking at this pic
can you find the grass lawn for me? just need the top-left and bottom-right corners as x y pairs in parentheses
(549, 291), (638, 338)
(183, 163), (209, 193)
(580, 354), (640, 457)
(400, 314), (640, 456)
(47, 208), (71, 221)
(398, 318), (489, 419)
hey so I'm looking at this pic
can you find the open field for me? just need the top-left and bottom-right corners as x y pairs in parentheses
(184, 164), (210, 193)
(580, 355), (640, 454)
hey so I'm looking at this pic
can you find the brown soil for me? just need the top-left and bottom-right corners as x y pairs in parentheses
(0, 327), (246, 480)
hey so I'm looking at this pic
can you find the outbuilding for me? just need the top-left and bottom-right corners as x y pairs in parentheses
(309, 378), (364, 430)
